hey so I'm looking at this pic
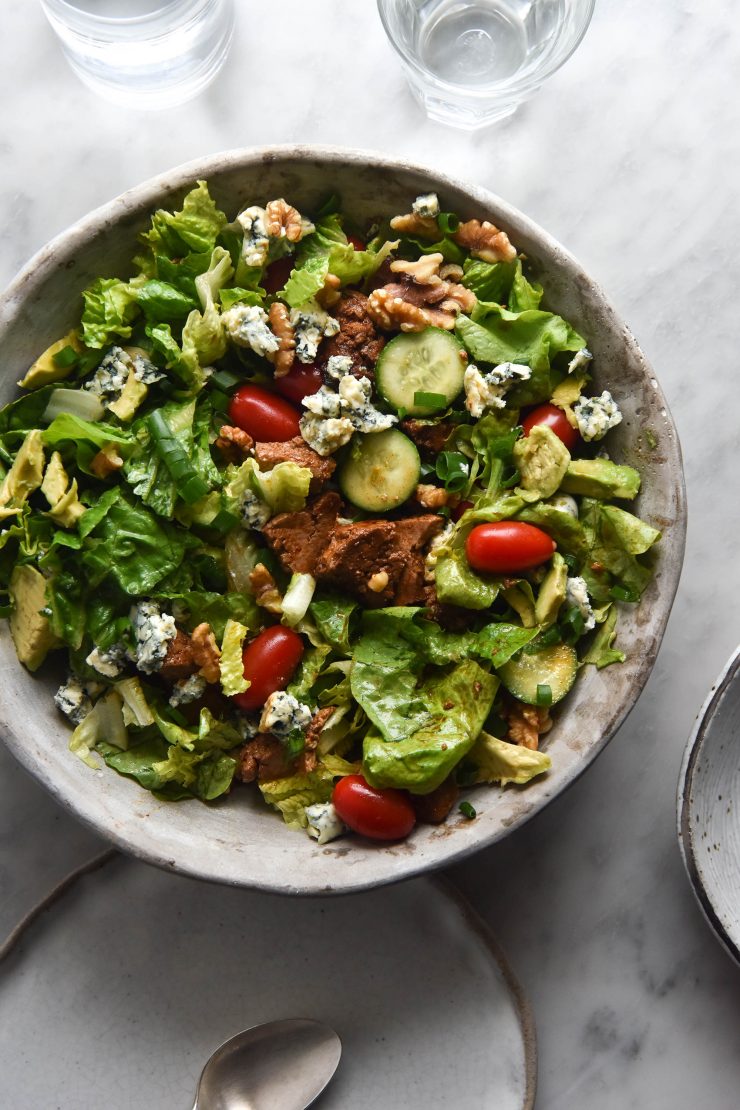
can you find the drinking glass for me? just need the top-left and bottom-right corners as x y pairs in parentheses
(377, 0), (596, 129)
(40, 0), (235, 110)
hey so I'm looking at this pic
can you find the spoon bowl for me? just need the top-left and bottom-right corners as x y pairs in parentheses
(193, 1018), (341, 1110)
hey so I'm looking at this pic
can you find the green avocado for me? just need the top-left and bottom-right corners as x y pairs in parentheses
(8, 564), (61, 671)
(108, 368), (148, 422)
(501, 581), (537, 628)
(18, 330), (82, 390)
(362, 660), (498, 795)
(0, 429), (45, 519)
(40, 451), (86, 529)
(514, 424), (570, 499)
(534, 552), (568, 628)
(560, 458), (640, 500)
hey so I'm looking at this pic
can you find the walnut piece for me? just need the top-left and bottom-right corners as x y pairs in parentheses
(215, 424), (254, 462)
(367, 250), (477, 333)
(264, 198), (305, 243)
(390, 254), (445, 285)
(414, 483), (450, 510)
(389, 211), (439, 240)
(267, 302), (296, 377)
(295, 706), (335, 775)
(454, 219), (516, 263)
(90, 445), (124, 479)
(503, 701), (553, 750)
(249, 563), (283, 614)
(366, 290), (434, 333)
(316, 272), (341, 309)
(190, 623), (221, 684)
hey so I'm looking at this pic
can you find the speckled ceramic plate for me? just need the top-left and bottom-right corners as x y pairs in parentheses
(0, 860), (536, 1109)
(0, 146), (686, 893)
(678, 645), (740, 964)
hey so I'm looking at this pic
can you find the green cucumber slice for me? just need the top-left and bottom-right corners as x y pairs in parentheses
(375, 328), (467, 416)
(498, 643), (578, 706)
(338, 429), (420, 512)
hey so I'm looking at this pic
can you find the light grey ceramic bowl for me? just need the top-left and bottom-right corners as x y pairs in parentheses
(678, 646), (740, 965)
(0, 146), (686, 894)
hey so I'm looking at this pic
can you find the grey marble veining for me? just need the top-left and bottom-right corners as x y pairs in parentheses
(1, 0), (740, 1105)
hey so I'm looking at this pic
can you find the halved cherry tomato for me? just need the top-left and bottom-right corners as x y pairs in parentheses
(228, 384), (301, 442)
(347, 234), (366, 252)
(333, 775), (416, 841)
(466, 521), (556, 575)
(274, 360), (324, 405)
(232, 626), (305, 712)
(522, 403), (579, 452)
(262, 256), (294, 295)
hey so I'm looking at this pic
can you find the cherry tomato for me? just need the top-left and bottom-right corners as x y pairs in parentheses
(262, 256), (294, 294)
(522, 403), (579, 452)
(347, 234), (366, 252)
(228, 384), (301, 442)
(274, 360), (324, 405)
(466, 521), (556, 575)
(452, 499), (474, 522)
(232, 626), (305, 712)
(333, 775), (417, 841)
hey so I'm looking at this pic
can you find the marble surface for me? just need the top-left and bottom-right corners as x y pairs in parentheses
(1, 0), (739, 1105)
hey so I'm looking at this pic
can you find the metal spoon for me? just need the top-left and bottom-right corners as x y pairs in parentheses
(192, 1018), (342, 1110)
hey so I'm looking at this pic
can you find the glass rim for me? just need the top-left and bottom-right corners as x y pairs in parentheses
(40, 0), (206, 27)
(375, 0), (597, 98)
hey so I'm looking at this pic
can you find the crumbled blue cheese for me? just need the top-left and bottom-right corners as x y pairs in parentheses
(566, 575), (595, 631)
(258, 690), (313, 737)
(305, 802), (346, 845)
(84, 346), (131, 398)
(300, 413), (354, 457)
(85, 643), (126, 679)
(169, 673), (207, 708)
(325, 355), (354, 381)
(223, 303), (280, 357)
(568, 347), (593, 375)
(235, 713), (261, 741)
(290, 306), (340, 364)
(424, 521), (455, 582)
(463, 362), (532, 418)
(301, 373), (395, 452)
(303, 385), (343, 418)
(573, 391), (622, 442)
(241, 489), (271, 530)
(412, 193), (440, 219)
(132, 353), (165, 385)
(54, 676), (93, 726)
(130, 601), (177, 675)
(237, 206), (270, 268)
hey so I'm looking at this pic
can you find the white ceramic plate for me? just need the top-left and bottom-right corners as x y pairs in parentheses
(0, 859), (536, 1108)
(678, 645), (740, 965)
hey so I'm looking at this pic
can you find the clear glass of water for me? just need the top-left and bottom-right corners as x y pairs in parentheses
(40, 0), (235, 110)
(377, 0), (596, 129)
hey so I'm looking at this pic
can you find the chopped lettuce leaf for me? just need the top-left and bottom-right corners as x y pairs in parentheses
(258, 754), (358, 829)
(81, 278), (140, 349)
(582, 603), (625, 669)
(475, 622), (541, 667)
(141, 180), (228, 258)
(281, 573), (316, 627)
(219, 618), (249, 696)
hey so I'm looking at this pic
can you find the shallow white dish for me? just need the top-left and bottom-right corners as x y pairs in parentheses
(0, 145), (686, 893)
(0, 859), (535, 1109)
(678, 645), (740, 964)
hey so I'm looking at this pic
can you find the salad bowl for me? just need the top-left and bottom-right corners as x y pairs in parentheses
(0, 146), (686, 894)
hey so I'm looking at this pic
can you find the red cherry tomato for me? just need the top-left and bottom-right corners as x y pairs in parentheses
(333, 775), (416, 841)
(522, 403), (579, 451)
(232, 626), (305, 712)
(262, 256), (294, 294)
(347, 234), (366, 251)
(466, 522), (556, 575)
(452, 499), (474, 522)
(228, 384), (301, 442)
(274, 360), (324, 405)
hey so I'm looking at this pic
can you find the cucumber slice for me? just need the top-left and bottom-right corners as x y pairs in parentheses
(498, 643), (578, 706)
(375, 328), (467, 416)
(338, 429), (420, 512)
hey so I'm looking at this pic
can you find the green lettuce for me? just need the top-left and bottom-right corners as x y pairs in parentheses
(309, 593), (358, 654)
(468, 730), (551, 785)
(258, 753), (358, 828)
(181, 246), (234, 376)
(225, 458), (311, 517)
(219, 618), (249, 696)
(134, 279), (196, 323)
(140, 180), (227, 258)
(580, 501), (661, 604)
(80, 278), (140, 349)
(582, 604), (625, 669)
(81, 491), (191, 594)
(475, 622), (540, 667)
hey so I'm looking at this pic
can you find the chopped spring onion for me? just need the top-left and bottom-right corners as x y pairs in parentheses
(281, 572), (317, 628)
(52, 345), (80, 370)
(536, 683), (553, 707)
(459, 800), (477, 820)
(437, 211), (460, 234)
(148, 409), (209, 504)
(435, 451), (470, 493)
(210, 368), (243, 391)
(610, 584), (639, 603)
(413, 390), (447, 411)
(42, 388), (105, 424)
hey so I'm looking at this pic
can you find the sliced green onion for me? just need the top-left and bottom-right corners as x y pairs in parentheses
(435, 451), (470, 493)
(282, 727), (306, 761)
(536, 683), (553, 707)
(210, 368), (243, 390)
(536, 626), (562, 648)
(148, 409), (209, 504)
(610, 584), (639, 603)
(459, 800), (477, 820)
(42, 388), (104, 424)
(438, 212), (460, 234)
(210, 389), (230, 414)
(208, 508), (241, 534)
(414, 390), (447, 410)
(52, 345), (80, 370)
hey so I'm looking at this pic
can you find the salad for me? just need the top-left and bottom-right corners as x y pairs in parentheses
(0, 182), (660, 846)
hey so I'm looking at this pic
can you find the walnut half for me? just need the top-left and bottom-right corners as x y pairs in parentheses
(502, 701), (553, 750)
(366, 252), (477, 333)
(454, 219), (517, 263)
(267, 302), (296, 377)
(264, 198), (307, 243)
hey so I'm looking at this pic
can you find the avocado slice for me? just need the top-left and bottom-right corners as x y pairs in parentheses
(18, 330), (82, 390)
(534, 552), (568, 628)
(108, 369), (148, 422)
(40, 451), (86, 529)
(8, 564), (61, 671)
(501, 581), (537, 628)
(560, 458), (640, 500)
(0, 429), (45, 519)
(514, 424), (570, 499)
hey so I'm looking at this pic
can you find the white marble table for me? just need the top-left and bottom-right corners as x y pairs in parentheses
(2, 1), (740, 1105)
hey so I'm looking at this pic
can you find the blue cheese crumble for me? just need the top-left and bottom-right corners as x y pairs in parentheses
(131, 353), (164, 385)
(463, 362), (532, 418)
(85, 643), (126, 679)
(566, 575), (595, 631)
(241, 488), (271, 530)
(300, 372), (395, 454)
(237, 206), (270, 268)
(325, 355), (354, 381)
(84, 346), (131, 399)
(169, 673), (207, 708)
(305, 802), (345, 845)
(299, 413), (355, 457)
(223, 304), (280, 357)
(258, 690), (313, 737)
(290, 305), (340, 364)
(568, 347), (593, 375)
(54, 676), (92, 726)
(130, 601), (177, 675)
(412, 193), (440, 219)
(573, 391), (622, 442)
